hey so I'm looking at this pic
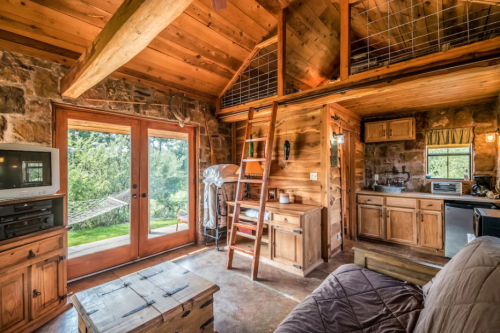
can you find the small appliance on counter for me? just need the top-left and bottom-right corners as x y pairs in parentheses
(472, 175), (492, 197)
(431, 182), (462, 195)
(474, 208), (500, 238)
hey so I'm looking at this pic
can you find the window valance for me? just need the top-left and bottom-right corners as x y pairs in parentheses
(426, 127), (473, 146)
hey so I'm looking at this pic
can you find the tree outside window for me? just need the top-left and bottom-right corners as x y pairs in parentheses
(427, 145), (471, 179)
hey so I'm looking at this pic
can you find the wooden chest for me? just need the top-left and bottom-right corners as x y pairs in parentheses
(72, 261), (219, 333)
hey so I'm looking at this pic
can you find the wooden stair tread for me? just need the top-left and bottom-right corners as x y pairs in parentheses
(234, 221), (258, 230)
(233, 231), (269, 243)
(245, 137), (268, 142)
(229, 244), (255, 255)
(240, 179), (264, 184)
(236, 200), (261, 207)
(248, 117), (271, 124)
(242, 158), (266, 162)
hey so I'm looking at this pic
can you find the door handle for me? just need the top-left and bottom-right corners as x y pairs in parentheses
(27, 250), (36, 259)
(132, 194), (137, 199)
(142, 193), (148, 198)
(33, 289), (41, 298)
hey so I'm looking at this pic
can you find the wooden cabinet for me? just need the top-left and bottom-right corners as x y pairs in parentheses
(357, 193), (445, 256)
(386, 207), (417, 245)
(31, 256), (64, 320)
(388, 118), (415, 141)
(270, 224), (303, 268)
(358, 205), (385, 240)
(418, 210), (443, 249)
(226, 201), (323, 276)
(365, 121), (387, 142)
(0, 268), (29, 333)
(364, 117), (415, 143)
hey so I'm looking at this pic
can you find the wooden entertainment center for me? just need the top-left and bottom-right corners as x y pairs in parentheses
(0, 194), (71, 333)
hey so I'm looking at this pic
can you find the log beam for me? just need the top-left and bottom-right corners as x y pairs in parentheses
(340, 0), (351, 81)
(61, 0), (193, 98)
(277, 8), (287, 96)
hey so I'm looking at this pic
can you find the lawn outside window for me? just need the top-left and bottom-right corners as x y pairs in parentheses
(427, 144), (472, 180)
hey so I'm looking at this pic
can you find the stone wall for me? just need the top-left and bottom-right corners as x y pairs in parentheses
(0, 49), (232, 243)
(364, 102), (498, 193)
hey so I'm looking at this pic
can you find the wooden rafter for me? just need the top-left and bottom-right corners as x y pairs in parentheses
(277, 8), (287, 96)
(218, 35), (278, 99)
(61, 0), (194, 98)
(340, 0), (351, 81)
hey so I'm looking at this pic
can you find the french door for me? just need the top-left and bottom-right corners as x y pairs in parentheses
(53, 106), (196, 280)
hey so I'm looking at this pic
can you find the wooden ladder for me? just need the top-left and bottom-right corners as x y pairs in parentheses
(227, 101), (278, 280)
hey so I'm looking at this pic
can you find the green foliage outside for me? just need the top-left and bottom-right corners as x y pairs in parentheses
(67, 130), (188, 245)
(68, 219), (178, 247)
(427, 146), (470, 179)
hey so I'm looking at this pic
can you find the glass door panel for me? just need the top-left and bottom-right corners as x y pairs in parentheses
(147, 129), (189, 238)
(139, 122), (195, 257)
(66, 120), (132, 258)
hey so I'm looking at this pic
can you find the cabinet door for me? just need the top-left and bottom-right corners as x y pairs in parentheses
(0, 268), (29, 332)
(418, 210), (443, 249)
(271, 224), (303, 269)
(365, 122), (387, 143)
(386, 207), (417, 245)
(31, 256), (63, 319)
(388, 118), (415, 141)
(358, 205), (385, 239)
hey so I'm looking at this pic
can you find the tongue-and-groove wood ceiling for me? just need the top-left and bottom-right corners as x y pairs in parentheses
(0, 0), (345, 102)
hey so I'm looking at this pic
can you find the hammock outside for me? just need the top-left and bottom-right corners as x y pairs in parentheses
(68, 189), (131, 225)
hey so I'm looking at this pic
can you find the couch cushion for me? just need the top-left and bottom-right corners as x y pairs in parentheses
(275, 264), (424, 333)
(414, 236), (500, 333)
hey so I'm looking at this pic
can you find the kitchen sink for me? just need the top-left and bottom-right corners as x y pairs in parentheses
(374, 185), (405, 193)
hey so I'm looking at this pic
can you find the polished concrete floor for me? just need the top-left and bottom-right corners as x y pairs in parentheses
(35, 238), (448, 333)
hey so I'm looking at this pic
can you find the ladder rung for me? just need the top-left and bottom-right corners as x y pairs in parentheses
(245, 137), (268, 143)
(236, 200), (260, 207)
(248, 117), (271, 124)
(229, 245), (255, 256)
(240, 179), (264, 184)
(234, 221), (258, 231)
(243, 158), (266, 162)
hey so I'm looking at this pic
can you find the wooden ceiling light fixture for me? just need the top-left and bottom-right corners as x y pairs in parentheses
(211, 0), (227, 11)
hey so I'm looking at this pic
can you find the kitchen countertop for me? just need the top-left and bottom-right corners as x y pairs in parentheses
(357, 190), (500, 204)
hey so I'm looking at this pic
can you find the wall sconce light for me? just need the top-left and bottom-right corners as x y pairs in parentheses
(485, 128), (499, 143)
(0, 157), (4, 163)
(333, 132), (344, 144)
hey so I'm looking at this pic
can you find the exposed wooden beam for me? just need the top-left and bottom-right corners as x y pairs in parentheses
(277, 8), (287, 96)
(61, 0), (194, 98)
(340, 0), (351, 81)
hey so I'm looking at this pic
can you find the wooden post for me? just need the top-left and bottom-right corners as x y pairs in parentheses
(277, 8), (287, 96)
(340, 0), (351, 81)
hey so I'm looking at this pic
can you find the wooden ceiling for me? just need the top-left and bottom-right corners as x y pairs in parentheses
(0, 0), (345, 102)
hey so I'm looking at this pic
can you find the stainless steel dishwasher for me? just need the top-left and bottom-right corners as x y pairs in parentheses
(445, 201), (499, 258)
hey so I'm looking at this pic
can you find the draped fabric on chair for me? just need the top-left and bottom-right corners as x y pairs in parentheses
(426, 128), (473, 146)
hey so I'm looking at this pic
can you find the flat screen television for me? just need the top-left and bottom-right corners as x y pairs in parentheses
(0, 144), (60, 199)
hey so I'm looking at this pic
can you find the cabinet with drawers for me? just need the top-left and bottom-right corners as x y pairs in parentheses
(226, 201), (323, 276)
(357, 193), (444, 254)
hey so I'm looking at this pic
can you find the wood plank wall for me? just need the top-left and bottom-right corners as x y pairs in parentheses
(234, 106), (324, 205)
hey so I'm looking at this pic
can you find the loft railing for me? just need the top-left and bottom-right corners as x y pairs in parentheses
(349, 0), (500, 75)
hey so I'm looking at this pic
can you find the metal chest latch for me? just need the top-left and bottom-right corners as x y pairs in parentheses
(122, 300), (156, 318)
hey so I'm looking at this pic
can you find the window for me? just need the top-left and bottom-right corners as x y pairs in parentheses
(23, 161), (44, 183)
(427, 145), (471, 179)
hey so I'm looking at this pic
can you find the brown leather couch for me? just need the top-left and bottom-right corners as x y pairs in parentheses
(275, 236), (500, 333)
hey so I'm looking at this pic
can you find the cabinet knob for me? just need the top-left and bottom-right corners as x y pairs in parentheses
(33, 289), (41, 298)
(283, 218), (288, 222)
(27, 250), (36, 259)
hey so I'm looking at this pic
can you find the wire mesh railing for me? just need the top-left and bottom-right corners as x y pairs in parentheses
(350, 0), (500, 75)
(221, 43), (278, 109)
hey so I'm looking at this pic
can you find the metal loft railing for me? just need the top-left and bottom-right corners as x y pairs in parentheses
(221, 42), (278, 109)
(349, 0), (500, 75)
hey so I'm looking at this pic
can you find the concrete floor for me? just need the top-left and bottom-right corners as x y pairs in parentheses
(34, 238), (448, 333)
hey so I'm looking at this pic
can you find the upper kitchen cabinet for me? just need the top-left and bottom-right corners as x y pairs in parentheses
(365, 118), (416, 143)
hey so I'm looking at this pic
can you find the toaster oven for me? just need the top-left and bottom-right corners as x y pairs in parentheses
(431, 182), (462, 195)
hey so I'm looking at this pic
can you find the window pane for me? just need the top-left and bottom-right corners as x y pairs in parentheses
(428, 147), (448, 155)
(448, 147), (470, 154)
(428, 156), (448, 178)
(448, 155), (470, 179)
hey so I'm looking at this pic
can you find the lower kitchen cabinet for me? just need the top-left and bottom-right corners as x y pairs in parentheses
(358, 205), (385, 240)
(0, 268), (29, 333)
(386, 207), (417, 245)
(357, 194), (445, 255)
(418, 210), (443, 250)
(31, 256), (65, 320)
(270, 224), (303, 269)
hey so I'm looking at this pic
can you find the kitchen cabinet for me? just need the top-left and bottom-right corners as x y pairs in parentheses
(358, 204), (385, 240)
(357, 193), (445, 256)
(270, 224), (303, 269)
(364, 117), (415, 143)
(418, 210), (443, 249)
(0, 268), (29, 333)
(31, 256), (65, 320)
(386, 207), (418, 245)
